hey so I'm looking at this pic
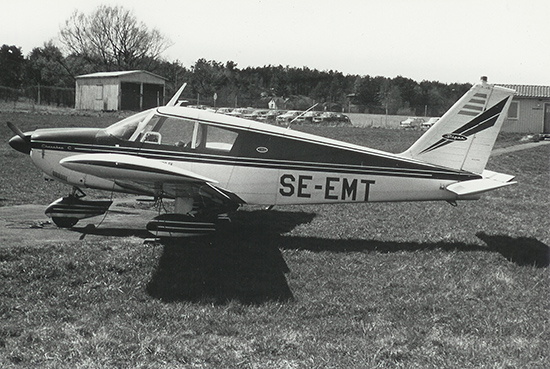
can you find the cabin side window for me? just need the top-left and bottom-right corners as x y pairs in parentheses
(132, 114), (239, 152)
(202, 125), (239, 152)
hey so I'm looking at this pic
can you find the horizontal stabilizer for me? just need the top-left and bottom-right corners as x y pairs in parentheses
(60, 153), (217, 184)
(480, 169), (515, 183)
(446, 170), (516, 197)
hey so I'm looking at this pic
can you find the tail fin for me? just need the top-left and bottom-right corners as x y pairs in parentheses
(401, 77), (515, 174)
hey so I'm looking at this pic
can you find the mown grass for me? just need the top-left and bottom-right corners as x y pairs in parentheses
(0, 111), (549, 368)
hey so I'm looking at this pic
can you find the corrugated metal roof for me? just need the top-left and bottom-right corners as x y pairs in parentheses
(76, 70), (166, 80)
(496, 84), (550, 98)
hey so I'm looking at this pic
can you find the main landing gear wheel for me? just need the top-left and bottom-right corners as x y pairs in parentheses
(51, 217), (79, 228)
(146, 214), (218, 238)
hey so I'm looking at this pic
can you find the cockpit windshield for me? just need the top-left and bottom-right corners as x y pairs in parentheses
(105, 109), (239, 153)
(105, 110), (152, 140)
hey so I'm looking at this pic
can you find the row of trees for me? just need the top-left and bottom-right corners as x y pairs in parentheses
(1, 5), (471, 115)
(181, 60), (471, 115)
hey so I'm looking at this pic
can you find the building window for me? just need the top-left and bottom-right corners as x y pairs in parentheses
(95, 85), (103, 100)
(507, 101), (519, 119)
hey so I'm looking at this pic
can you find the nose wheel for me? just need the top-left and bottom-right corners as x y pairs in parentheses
(51, 216), (79, 228)
(46, 187), (113, 228)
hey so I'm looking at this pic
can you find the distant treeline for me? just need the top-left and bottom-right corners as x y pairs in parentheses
(1, 43), (470, 115)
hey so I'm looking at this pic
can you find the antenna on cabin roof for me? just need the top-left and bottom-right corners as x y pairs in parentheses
(166, 83), (187, 107)
(287, 103), (319, 129)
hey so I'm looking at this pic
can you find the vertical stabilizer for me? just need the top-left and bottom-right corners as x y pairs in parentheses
(401, 78), (515, 174)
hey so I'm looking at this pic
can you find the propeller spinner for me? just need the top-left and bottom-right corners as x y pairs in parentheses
(7, 122), (32, 154)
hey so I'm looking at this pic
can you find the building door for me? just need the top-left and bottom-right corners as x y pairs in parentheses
(544, 103), (550, 134)
(120, 82), (141, 111)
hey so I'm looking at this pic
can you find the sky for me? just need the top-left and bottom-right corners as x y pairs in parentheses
(3, 0), (549, 85)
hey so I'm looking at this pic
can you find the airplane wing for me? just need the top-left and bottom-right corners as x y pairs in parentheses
(60, 153), (245, 207)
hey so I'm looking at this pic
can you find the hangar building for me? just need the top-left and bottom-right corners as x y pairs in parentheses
(75, 70), (166, 111)
(498, 84), (550, 134)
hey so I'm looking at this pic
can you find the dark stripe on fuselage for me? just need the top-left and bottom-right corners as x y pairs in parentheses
(67, 160), (196, 179)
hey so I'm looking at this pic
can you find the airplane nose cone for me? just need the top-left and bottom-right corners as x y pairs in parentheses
(9, 134), (31, 154)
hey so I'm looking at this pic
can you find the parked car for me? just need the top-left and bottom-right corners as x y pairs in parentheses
(400, 117), (425, 128)
(215, 107), (233, 115)
(187, 105), (216, 112)
(422, 117), (440, 129)
(276, 110), (302, 124)
(243, 109), (269, 121)
(295, 111), (321, 124)
(226, 108), (254, 118)
(313, 112), (351, 125)
(260, 110), (284, 124)
(332, 113), (351, 126)
(313, 112), (329, 123)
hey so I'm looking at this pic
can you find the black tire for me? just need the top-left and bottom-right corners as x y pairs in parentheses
(52, 217), (79, 228)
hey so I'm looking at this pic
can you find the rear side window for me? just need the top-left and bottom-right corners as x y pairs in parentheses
(203, 125), (238, 152)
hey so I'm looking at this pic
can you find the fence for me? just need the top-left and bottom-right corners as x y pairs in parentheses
(0, 85), (75, 108)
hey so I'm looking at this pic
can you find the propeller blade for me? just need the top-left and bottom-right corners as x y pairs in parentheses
(7, 121), (28, 141)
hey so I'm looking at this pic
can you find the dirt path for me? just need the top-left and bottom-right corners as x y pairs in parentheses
(0, 202), (157, 246)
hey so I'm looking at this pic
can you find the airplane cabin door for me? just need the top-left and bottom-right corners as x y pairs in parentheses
(136, 114), (199, 175)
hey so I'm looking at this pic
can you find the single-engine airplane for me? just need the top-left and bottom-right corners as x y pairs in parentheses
(8, 77), (516, 237)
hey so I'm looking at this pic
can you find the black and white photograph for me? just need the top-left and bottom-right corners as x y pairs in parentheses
(1, 0), (548, 367)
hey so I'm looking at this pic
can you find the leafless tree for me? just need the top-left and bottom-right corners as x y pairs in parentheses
(59, 5), (172, 71)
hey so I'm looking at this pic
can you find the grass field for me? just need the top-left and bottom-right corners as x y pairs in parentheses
(1, 111), (549, 368)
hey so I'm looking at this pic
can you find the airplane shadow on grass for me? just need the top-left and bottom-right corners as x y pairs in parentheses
(72, 210), (549, 304)
(145, 210), (314, 305)
(476, 232), (549, 268)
